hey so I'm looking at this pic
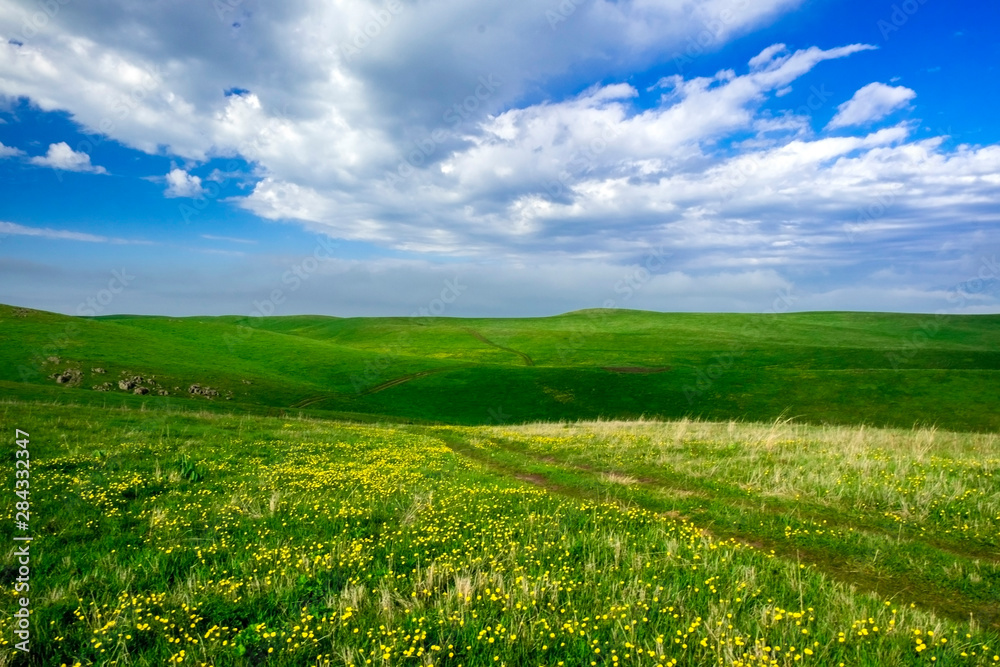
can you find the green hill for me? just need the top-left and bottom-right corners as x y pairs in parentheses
(1, 303), (997, 431)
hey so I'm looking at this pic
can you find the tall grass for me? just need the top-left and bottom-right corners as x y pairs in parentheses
(1, 402), (997, 666)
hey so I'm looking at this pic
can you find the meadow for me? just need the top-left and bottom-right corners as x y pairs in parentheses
(1, 304), (999, 430)
(1, 400), (998, 666)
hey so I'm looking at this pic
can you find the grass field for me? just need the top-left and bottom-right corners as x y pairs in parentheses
(2, 304), (998, 665)
(1, 401), (997, 666)
(1, 304), (999, 430)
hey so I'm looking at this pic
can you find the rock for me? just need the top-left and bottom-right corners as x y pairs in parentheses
(52, 368), (82, 385)
(134, 387), (149, 395)
(46, 356), (60, 364)
(157, 389), (169, 396)
(117, 375), (148, 389)
(189, 384), (219, 398)
(92, 382), (113, 392)
(92, 367), (106, 374)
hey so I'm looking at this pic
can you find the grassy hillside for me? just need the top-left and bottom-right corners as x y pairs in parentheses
(1, 303), (998, 430)
(1, 401), (998, 666)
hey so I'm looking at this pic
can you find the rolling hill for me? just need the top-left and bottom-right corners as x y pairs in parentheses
(1, 303), (997, 431)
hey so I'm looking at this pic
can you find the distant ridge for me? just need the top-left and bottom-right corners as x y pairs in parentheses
(1, 302), (997, 431)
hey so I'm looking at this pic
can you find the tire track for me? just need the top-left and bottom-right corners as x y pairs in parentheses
(414, 427), (1000, 630)
(360, 368), (455, 395)
(289, 394), (340, 409)
(290, 367), (461, 408)
(466, 329), (534, 366)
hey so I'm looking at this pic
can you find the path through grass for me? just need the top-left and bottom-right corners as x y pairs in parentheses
(1, 401), (997, 666)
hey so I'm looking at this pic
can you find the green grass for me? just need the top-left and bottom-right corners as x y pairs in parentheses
(1, 401), (998, 666)
(1, 304), (998, 430)
(2, 303), (998, 664)
(433, 420), (1000, 625)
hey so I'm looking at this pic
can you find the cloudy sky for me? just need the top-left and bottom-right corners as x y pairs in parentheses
(1, 0), (998, 317)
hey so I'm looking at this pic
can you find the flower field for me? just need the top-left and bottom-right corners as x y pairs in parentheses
(1, 402), (998, 666)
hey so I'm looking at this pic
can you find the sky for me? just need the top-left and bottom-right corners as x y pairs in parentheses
(1, 0), (998, 318)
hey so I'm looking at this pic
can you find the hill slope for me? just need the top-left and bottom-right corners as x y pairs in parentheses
(1, 303), (997, 430)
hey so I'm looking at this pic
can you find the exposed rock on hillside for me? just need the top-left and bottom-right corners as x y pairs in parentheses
(189, 384), (219, 398)
(51, 368), (82, 385)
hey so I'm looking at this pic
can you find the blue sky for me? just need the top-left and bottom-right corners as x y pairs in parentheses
(1, 0), (998, 317)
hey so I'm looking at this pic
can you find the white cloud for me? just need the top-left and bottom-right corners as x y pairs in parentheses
(826, 82), (916, 130)
(201, 234), (258, 244)
(238, 43), (886, 254)
(27, 142), (107, 173)
(0, 0), (802, 163)
(164, 168), (206, 198)
(0, 221), (150, 244)
(0, 140), (23, 157)
(0, 2), (998, 314)
(748, 43), (789, 70)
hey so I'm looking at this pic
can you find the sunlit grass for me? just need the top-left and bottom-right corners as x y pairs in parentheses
(1, 402), (997, 666)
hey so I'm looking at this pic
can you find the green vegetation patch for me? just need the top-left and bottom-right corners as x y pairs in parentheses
(1, 401), (998, 666)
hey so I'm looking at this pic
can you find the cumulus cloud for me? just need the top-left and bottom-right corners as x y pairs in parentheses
(826, 82), (916, 130)
(0, 1), (998, 315)
(27, 142), (107, 173)
(164, 168), (206, 198)
(0, 140), (24, 157)
(241, 43), (886, 255)
(0, 0), (801, 161)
